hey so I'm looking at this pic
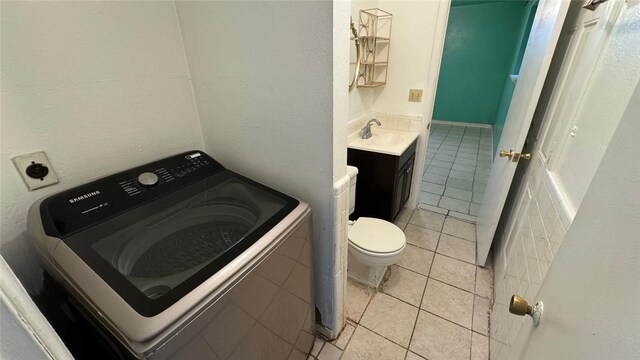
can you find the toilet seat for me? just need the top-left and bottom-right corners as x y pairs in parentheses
(348, 217), (405, 254)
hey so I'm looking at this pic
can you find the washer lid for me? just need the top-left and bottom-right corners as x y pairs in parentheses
(348, 217), (405, 253)
(53, 172), (299, 318)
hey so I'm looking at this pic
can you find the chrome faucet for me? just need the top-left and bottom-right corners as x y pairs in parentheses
(361, 118), (381, 139)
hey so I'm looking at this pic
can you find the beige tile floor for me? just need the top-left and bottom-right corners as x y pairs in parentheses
(419, 124), (493, 223)
(308, 208), (493, 360)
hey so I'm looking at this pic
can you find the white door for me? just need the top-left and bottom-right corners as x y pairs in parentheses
(476, 0), (571, 266)
(509, 76), (640, 360)
(489, 1), (636, 357)
(535, 0), (625, 218)
(479, 0), (625, 266)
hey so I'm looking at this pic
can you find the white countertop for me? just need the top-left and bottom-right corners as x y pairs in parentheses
(348, 128), (419, 156)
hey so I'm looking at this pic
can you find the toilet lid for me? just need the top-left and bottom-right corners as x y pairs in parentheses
(348, 217), (406, 254)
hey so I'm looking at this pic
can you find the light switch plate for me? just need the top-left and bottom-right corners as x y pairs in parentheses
(12, 151), (59, 191)
(408, 89), (423, 102)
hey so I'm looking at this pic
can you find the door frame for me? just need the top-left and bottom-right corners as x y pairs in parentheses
(406, 0), (451, 211)
(476, 0), (572, 266)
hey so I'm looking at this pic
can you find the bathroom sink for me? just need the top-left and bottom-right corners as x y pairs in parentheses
(369, 133), (404, 147)
(348, 129), (419, 156)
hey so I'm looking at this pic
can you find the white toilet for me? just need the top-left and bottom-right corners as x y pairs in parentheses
(346, 166), (406, 288)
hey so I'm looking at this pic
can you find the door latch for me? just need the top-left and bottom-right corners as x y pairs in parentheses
(499, 149), (532, 162)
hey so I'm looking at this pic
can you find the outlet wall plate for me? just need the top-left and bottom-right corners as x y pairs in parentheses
(408, 88), (423, 102)
(12, 151), (59, 191)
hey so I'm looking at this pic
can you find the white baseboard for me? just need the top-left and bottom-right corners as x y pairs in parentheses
(432, 120), (493, 129)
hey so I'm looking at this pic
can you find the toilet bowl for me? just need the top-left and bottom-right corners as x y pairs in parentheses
(346, 166), (406, 288)
(347, 217), (406, 287)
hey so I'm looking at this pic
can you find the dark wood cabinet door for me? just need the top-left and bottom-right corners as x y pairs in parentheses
(401, 155), (415, 206)
(392, 154), (415, 220)
(348, 139), (417, 222)
(393, 166), (406, 219)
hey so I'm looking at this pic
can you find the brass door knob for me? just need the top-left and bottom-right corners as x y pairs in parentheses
(499, 149), (514, 159)
(509, 295), (533, 316)
(509, 295), (543, 326)
(499, 150), (532, 162)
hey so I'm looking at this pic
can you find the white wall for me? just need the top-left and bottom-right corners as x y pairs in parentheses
(331, 0), (351, 338)
(1, 256), (72, 360)
(349, 0), (379, 120)
(1, 301), (51, 360)
(348, 0), (450, 209)
(0, 1), (205, 293)
(374, 0), (444, 118)
(349, 0), (446, 119)
(173, 1), (339, 333)
(334, 1), (350, 182)
(380, 0), (449, 210)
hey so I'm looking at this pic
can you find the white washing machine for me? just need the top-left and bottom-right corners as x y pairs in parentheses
(28, 151), (314, 359)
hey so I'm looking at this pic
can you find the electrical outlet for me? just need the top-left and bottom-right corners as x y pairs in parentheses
(408, 89), (423, 102)
(12, 151), (59, 191)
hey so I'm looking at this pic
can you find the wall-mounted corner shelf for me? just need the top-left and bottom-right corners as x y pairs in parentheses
(361, 36), (390, 41)
(356, 8), (392, 89)
(357, 82), (386, 88)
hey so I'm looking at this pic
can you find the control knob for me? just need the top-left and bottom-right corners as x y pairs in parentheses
(137, 172), (159, 188)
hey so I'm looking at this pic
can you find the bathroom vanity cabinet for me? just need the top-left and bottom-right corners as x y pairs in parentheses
(348, 139), (417, 221)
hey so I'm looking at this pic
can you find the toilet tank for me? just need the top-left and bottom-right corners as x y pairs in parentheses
(347, 165), (358, 215)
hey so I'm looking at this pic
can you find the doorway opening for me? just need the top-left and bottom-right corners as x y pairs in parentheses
(419, 0), (538, 220)
(421, 123), (493, 218)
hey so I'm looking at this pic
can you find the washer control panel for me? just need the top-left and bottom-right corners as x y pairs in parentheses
(41, 151), (225, 238)
(116, 152), (213, 197)
(137, 172), (159, 188)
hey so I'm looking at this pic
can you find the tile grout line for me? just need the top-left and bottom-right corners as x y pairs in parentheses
(420, 308), (477, 334)
(439, 230), (477, 243)
(405, 209), (444, 356)
(470, 261), (477, 360)
(404, 221), (445, 234)
(356, 321), (413, 353)
(339, 196), (493, 360)
(458, 126), (479, 216)
(425, 125), (463, 210)
(469, 125), (481, 219)
(342, 210), (433, 358)
(394, 259), (433, 277)
(381, 283), (425, 309)
(469, 132), (484, 202)
(433, 251), (487, 274)
(312, 336), (325, 359)
(412, 214), (493, 337)
(424, 275), (486, 301)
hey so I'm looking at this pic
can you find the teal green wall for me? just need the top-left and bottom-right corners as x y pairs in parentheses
(493, 1), (538, 154)
(433, 1), (529, 124)
(492, 78), (516, 152)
